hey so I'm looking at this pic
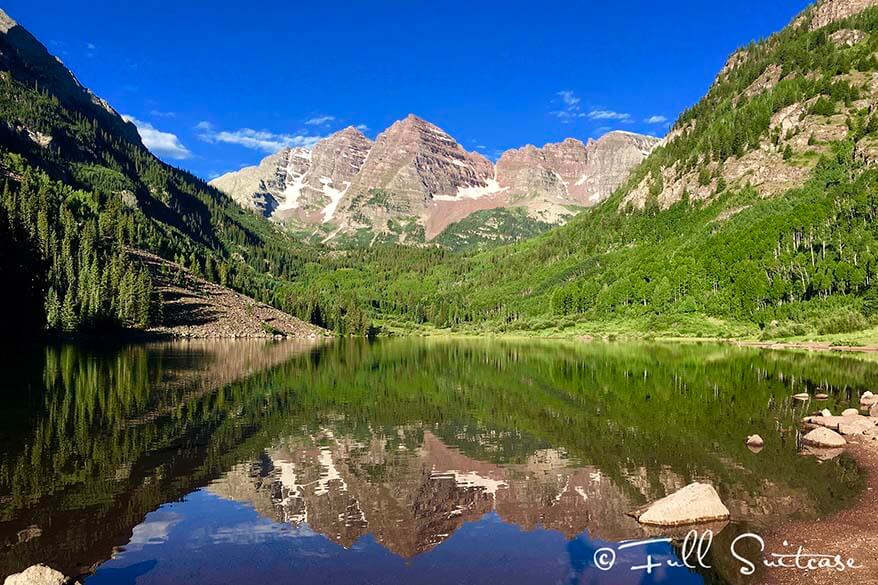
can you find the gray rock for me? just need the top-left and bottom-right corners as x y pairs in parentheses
(802, 427), (847, 448)
(635, 482), (730, 527)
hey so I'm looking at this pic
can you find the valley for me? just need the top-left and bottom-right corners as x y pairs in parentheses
(3, 0), (878, 346)
(6, 2), (878, 584)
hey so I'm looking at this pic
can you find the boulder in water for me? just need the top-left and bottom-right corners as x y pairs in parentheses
(746, 434), (764, 448)
(634, 482), (730, 527)
(802, 427), (846, 448)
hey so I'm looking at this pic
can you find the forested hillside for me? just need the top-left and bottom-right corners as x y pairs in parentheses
(0, 10), (368, 336)
(279, 1), (878, 340)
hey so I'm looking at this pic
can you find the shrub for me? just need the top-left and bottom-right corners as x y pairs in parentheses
(816, 311), (868, 335)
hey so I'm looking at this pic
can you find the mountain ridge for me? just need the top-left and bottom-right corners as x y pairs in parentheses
(211, 119), (659, 246)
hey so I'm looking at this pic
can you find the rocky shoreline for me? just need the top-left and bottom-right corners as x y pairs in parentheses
(761, 392), (878, 585)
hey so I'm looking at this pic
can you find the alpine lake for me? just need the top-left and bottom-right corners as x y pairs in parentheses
(1, 338), (872, 584)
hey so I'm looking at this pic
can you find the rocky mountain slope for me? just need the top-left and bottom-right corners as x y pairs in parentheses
(0, 10), (140, 146)
(620, 0), (878, 211)
(211, 116), (658, 247)
(131, 249), (326, 338)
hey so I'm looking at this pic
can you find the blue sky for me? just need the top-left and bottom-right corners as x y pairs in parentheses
(6, 0), (811, 179)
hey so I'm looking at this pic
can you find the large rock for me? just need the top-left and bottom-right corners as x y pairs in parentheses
(871, 402), (878, 417)
(4, 565), (78, 585)
(837, 416), (877, 436)
(803, 415), (848, 430)
(802, 427), (847, 448)
(635, 482), (730, 527)
(842, 408), (860, 417)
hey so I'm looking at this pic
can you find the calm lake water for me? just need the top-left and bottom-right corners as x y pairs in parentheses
(0, 339), (872, 584)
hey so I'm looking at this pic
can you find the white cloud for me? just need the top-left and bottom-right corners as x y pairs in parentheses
(123, 115), (192, 160)
(356, 123), (369, 132)
(305, 115), (335, 126)
(86, 42), (96, 50)
(557, 90), (581, 108)
(645, 115), (668, 124)
(587, 110), (631, 121)
(150, 109), (176, 118)
(551, 90), (584, 123)
(196, 121), (324, 152)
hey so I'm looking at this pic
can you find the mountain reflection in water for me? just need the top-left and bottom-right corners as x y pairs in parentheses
(0, 339), (871, 584)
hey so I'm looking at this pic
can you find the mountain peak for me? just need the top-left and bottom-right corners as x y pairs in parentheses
(213, 115), (656, 245)
(332, 125), (368, 140)
(0, 8), (17, 33)
(394, 113), (447, 134)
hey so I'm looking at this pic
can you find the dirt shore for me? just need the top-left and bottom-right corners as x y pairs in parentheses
(733, 340), (878, 354)
(762, 437), (878, 585)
